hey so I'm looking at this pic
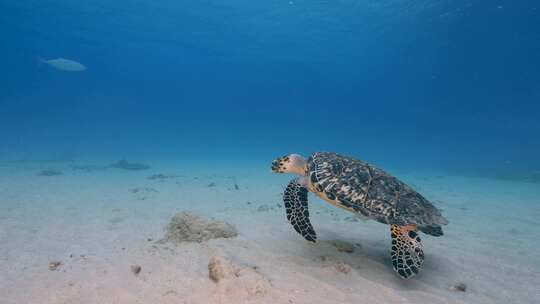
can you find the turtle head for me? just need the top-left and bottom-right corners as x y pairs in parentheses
(272, 154), (307, 175)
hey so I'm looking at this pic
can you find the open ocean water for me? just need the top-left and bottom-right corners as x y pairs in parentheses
(0, 1), (539, 304)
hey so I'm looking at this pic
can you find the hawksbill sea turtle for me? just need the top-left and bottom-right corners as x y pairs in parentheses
(271, 152), (448, 279)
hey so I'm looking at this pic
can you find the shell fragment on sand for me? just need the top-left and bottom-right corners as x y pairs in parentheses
(449, 282), (467, 292)
(41, 58), (86, 71)
(48, 260), (62, 271)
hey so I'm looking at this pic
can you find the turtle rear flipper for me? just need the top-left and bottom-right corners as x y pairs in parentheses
(284, 178), (317, 242)
(391, 224), (424, 278)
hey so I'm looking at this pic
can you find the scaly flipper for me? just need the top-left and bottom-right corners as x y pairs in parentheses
(283, 178), (317, 242)
(390, 224), (424, 278)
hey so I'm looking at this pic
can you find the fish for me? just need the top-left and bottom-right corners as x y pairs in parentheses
(40, 57), (87, 72)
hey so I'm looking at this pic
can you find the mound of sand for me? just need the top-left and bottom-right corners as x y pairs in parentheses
(164, 212), (238, 243)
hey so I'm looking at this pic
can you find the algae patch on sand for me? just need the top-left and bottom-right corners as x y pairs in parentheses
(37, 169), (63, 176)
(110, 160), (150, 171)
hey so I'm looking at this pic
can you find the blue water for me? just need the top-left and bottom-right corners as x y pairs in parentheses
(2, 3), (540, 303)
(1, 0), (539, 179)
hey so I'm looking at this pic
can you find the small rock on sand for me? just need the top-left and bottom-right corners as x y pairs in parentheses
(449, 282), (467, 292)
(164, 212), (237, 243)
(131, 265), (142, 275)
(48, 260), (62, 271)
(330, 240), (355, 253)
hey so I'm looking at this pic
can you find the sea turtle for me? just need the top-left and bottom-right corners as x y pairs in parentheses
(271, 152), (448, 279)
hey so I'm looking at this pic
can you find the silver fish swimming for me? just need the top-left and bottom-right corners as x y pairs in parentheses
(40, 57), (87, 72)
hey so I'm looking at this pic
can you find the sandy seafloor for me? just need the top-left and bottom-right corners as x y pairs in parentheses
(1, 159), (539, 304)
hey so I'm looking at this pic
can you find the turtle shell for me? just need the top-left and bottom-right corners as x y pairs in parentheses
(306, 152), (448, 229)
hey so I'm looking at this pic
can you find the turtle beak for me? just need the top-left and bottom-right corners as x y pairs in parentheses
(271, 159), (282, 173)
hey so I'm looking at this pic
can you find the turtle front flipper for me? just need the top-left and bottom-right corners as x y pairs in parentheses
(390, 224), (424, 278)
(283, 178), (317, 242)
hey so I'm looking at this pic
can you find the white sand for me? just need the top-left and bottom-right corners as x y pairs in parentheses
(0, 160), (539, 304)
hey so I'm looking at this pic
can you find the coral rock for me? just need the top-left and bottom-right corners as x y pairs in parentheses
(209, 255), (270, 300)
(208, 256), (235, 283)
(334, 261), (351, 274)
(164, 212), (237, 243)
